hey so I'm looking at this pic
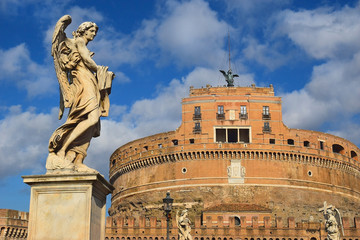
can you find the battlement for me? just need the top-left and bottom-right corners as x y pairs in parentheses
(188, 84), (275, 97)
(105, 215), (360, 239)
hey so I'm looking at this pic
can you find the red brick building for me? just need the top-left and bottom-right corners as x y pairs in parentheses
(106, 85), (360, 239)
(0, 209), (28, 239)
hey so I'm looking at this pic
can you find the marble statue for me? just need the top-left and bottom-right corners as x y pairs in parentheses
(219, 69), (239, 87)
(176, 210), (193, 240)
(319, 201), (344, 240)
(46, 15), (115, 173)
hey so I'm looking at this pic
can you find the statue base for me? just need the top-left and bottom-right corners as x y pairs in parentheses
(22, 173), (114, 240)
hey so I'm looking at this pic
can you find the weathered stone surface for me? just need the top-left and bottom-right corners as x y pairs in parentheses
(23, 173), (113, 240)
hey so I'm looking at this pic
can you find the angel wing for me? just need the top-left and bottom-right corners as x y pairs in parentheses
(233, 74), (239, 78)
(219, 70), (227, 77)
(51, 15), (73, 120)
(334, 208), (345, 236)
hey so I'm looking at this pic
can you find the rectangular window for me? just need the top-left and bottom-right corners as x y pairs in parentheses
(263, 106), (269, 115)
(215, 127), (250, 143)
(263, 122), (271, 132)
(216, 129), (226, 142)
(228, 129), (238, 143)
(240, 106), (247, 114)
(195, 106), (201, 115)
(269, 139), (275, 144)
(239, 129), (249, 143)
(193, 122), (201, 134)
(240, 105), (248, 119)
(319, 141), (324, 150)
(217, 105), (225, 120)
(218, 105), (224, 114)
(263, 106), (270, 119)
(193, 106), (201, 120)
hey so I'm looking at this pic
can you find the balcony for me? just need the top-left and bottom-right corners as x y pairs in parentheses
(263, 126), (272, 133)
(239, 113), (248, 120)
(216, 113), (225, 120)
(193, 127), (201, 134)
(262, 113), (271, 120)
(193, 113), (202, 120)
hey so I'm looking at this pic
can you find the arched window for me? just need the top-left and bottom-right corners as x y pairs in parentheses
(332, 144), (345, 154)
(234, 216), (241, 226)
(287, 139), (294, 145)
(351, 150), (358, 160)
(310, 238), (317, 240)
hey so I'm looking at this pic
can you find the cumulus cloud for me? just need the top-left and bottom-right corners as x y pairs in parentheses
(156, 0), (229, 67)
(0, 106), (57, 178)
(242, 37), (289, 70)
(277, 3), (360, 145)
(89, 0), (230, 69)
(0, 44), (55, 97)
(275, 4), (360, 60)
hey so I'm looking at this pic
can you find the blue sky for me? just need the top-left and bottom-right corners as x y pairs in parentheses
(1, 0), (360, 212)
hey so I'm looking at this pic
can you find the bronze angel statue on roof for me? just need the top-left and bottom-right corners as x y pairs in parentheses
(219, 69), (239, 87)
(46, 15), (115, 173)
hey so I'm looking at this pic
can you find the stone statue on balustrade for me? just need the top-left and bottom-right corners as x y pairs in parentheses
(46, 15), (115, 174)
(319, 201), (344, 240)
(176, 210), (193, 240)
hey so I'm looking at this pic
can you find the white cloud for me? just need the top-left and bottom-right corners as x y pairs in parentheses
(88, 0), (230, 69)
(242, 37), (289, 70)
(0, 106), (57, 178)
(0, 44), (55, 97)
(277, 3), (360, 146)
(156, 0), (229, 67)
(275, 4), (360, 60)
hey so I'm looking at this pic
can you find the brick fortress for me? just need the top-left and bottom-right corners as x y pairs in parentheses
(0, 209), (28, 239)
(105, 84), (360, 239)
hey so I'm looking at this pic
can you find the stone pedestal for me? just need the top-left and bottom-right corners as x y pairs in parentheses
(23, 173), (114, 240)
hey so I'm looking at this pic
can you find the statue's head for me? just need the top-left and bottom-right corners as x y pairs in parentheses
(181, 209), (188, 216)
(325, 209), (334, 219)
(73, 22), (98, 39)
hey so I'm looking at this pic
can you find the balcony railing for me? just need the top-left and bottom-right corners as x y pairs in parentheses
(216, 113), (225, 120)
(193, 113), (202, 120)
(262, 113), (271, 120)
(193, 127), (201, 134)
(239, 113), (248, 120)
(263, 126), (272, 133)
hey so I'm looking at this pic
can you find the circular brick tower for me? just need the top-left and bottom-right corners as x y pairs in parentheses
(108, 85), (360, 227)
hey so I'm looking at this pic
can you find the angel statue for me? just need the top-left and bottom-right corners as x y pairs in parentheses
(219, 69), (239, 87)
(319, 201), (344, 240)
(46, 15), (115, 173)
(176, 210), (193, 240)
